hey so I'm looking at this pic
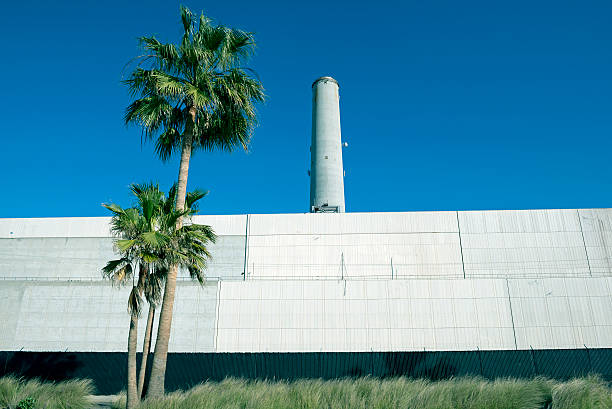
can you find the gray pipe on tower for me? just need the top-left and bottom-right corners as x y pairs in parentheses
(309, 76), (346, 213)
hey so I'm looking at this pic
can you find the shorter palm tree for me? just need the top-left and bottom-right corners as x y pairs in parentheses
(102, 183), (215, 408)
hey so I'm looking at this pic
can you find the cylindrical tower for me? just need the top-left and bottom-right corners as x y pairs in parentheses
(310, 76), (345, 213)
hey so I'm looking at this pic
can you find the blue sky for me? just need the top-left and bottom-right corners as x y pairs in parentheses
(1, 0), (610, 217)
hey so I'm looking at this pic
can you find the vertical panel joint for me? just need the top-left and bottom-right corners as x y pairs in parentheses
(577, 209), (592, 276)
(505, 278), (518, 350)
(456, 211), (466, 279)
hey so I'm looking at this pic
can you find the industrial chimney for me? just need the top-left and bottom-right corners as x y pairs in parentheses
(309, 76), (346, 213)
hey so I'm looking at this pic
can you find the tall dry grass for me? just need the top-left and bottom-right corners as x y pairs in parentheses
(0, 376), (93, 409)
(4, 373), (607, 408)
(552, 376), (612, 409)
(112, 377), (562, 409)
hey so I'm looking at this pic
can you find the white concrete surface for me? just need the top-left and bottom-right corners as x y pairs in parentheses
(0, 281), (217, 352)
(1, 209), (611, 354)
(2, 209), (610, 281)
(215, 277), (612, 352)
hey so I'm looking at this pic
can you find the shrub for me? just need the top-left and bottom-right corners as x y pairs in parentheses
(0, 376), (93, 409)
(551, 376), (612, 409)
(16, 397), (36, 409)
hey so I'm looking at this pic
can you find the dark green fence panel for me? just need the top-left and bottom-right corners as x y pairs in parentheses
(480, 350), (534, 378)
(590, 349), (612, 378)
(165, 354), (209, 391)
(3, 349), (612, 395)
(533, 349), (591, 379)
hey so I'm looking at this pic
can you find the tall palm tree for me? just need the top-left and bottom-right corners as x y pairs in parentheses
(103, 183), (216, 407)
(123, 5), (264, 396)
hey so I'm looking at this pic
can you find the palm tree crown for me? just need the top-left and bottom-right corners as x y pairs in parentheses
(103, 183), (216, 300)
(123, 6), (265, 160)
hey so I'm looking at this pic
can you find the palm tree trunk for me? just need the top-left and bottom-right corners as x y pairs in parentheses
(126, 309), (139, 409)
(137, 305), (155, 398)
(147, 107), (195, 397)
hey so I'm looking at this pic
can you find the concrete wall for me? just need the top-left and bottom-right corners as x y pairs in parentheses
(0, 281), (217, 353)
(216, 277), (612, 353)
(1, 209), (611, 354)
(2, 277), (612, 353)
(216, 279), (514, 352)
(0, 215), (246, 280)
(2, 209), (609, 282)
(246, 212), (462, 279)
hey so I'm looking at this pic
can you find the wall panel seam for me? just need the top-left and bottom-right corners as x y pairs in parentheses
(577, 209), (592, 276)
(243, 214), (250, 280)
(456, 211), (466, 279)
(214, 282), (221, 352)
(505, 279), (518, 350)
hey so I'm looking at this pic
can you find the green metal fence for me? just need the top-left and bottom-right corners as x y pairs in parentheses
(2, 349), (610, 395)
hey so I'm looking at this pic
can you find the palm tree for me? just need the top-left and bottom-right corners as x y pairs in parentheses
(123, 6), (264, 396)
(103, 183), (216, 407)
(102, 184), (164, 409)
(127, 185), (166, 400)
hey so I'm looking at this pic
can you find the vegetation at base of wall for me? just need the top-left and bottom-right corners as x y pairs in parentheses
(552, 376), (612, 409)
(109, 376), (612, 409)
(0, 376), (93, 409)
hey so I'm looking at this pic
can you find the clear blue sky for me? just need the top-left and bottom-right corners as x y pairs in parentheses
(1, 0), (610, 217)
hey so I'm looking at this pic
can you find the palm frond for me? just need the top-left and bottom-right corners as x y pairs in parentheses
(130, 182), (163, 224)
(185, 189), (208, 212)
(154, 127), (183, 162)
(116, 239), (137, 252)
(144, 265), (166, 306)
(139, 36), (180, 72)
(102, 258), (133, 284)
(164, 184), (178, 213)
(141, 231), (170, 248)
(124, 95), (177, 140)
(101, 203), (124, 216)
(128, 286), (143, 315)
(180, 6), (194, 37)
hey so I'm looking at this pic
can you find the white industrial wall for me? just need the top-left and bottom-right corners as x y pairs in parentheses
(2, 277), (612, 353)
(0, 215), (247, 280)
(216, 279), (514, 352)
(508, 278), (612, 349)
(1, 209), (611, 354)
(215, 277), (612, 353)
(1, 209), (610, 281)
(0, 281), (217, 353)
(580, 209), (612, 275)
(459, 209), (591, 278)
(246, 212), (463, 279)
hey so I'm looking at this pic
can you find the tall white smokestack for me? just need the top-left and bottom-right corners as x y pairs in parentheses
(310, 76), (346, 213)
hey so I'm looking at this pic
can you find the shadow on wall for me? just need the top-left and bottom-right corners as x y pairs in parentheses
(1, 352), (82, 381)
